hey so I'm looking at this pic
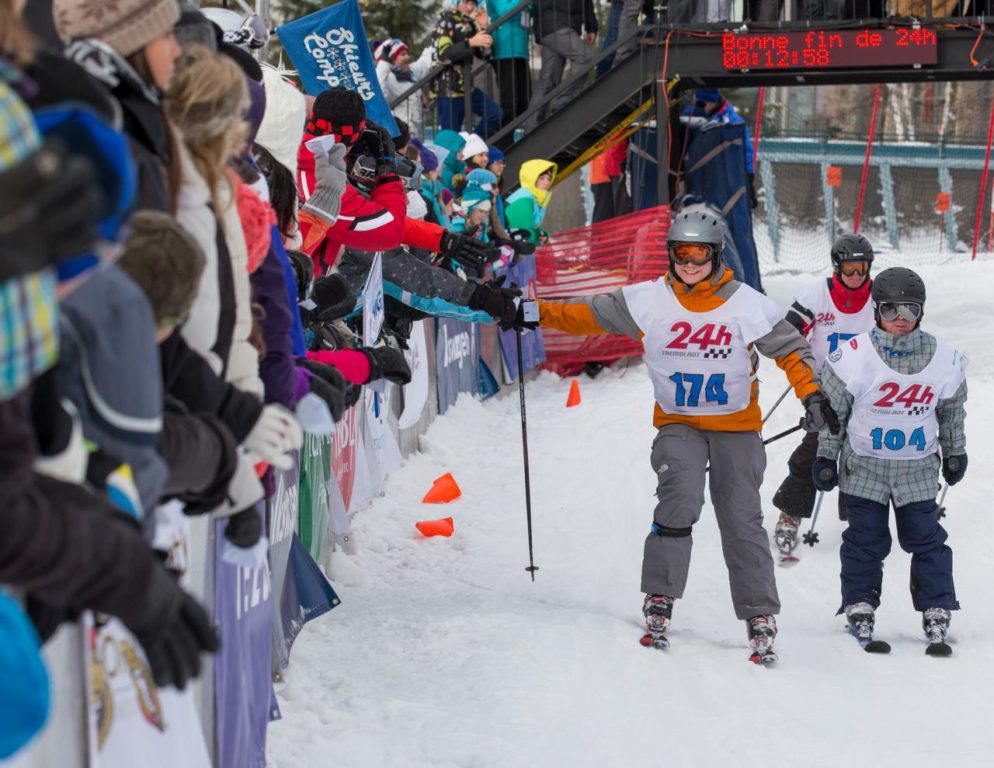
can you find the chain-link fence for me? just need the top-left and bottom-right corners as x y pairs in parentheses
(729, 82), (994, 274)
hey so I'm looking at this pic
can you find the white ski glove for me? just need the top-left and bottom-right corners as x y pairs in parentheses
(301, 140), (348, 226)
(242, 405), (303, 471)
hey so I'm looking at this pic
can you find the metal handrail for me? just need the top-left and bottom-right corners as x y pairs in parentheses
(387, 0), (533, 109)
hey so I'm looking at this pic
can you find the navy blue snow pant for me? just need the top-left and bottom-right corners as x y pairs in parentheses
(840, 494), (959, 612)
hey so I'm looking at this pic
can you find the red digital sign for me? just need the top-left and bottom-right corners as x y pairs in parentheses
(721, 28), (938, 71)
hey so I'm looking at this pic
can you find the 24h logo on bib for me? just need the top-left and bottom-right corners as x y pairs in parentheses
(663, 322), (734, 359)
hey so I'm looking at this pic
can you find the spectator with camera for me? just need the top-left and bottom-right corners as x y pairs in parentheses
(297, 87), (499, 275)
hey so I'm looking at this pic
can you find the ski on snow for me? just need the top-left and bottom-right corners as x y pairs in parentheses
(639, 632), (669, 650)
(857, 637), (892, 654)
(925, 640), (952, 657)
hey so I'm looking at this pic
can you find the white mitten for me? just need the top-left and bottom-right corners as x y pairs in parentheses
(242, 405), (303, 471)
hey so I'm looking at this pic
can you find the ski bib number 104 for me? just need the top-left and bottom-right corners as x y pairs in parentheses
(668, 372), (728, 407)
(870, 426), (926, 452)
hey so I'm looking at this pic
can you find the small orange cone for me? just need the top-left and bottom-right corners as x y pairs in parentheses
(422, 472), (462, 503)
(415, 517), (455, 537)
(566, 379), (582, 408)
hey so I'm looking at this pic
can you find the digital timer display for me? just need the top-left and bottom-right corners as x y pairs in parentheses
(721, 28), (938, 71)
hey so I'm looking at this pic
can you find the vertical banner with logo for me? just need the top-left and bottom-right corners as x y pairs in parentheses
(83, 613), (210, 768)
(278, 534), (341, 662)
(436, 317), (480, 415)
(214, 507), (276, 768)
(398, 320), (430, 430)
(331, 405), (360, 513)
(362, 251), (385, 346)
(298, 432), (333, 559)
(275, 0), (399, 135)
(267, 460), (300, 674)
(497, 254), (546, 380)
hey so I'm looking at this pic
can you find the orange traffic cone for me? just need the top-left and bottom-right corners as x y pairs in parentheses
(422, 472), (462, 503)
(566, 379), (582, 408)
(415, 517), (455, 537)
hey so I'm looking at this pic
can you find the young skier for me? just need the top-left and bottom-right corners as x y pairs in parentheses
(514, 208), (836, 663)
(773, 234), (876, 559)
(813, 267), (967, 655)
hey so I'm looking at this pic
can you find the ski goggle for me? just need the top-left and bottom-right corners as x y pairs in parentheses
(839, 261), (870, 277)
(877, 302), (922, 322)
(669, 242), (714, 266)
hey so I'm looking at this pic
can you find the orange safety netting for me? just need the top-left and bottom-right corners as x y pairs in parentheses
(535, 206), (670, 371)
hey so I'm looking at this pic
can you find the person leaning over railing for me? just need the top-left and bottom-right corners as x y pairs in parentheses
(432, 0), (503, 137)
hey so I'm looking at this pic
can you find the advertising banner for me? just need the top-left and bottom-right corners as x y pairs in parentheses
(276, 0), (399, 135)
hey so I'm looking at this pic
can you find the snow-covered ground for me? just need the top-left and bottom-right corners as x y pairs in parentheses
(268, 261), (994, 768)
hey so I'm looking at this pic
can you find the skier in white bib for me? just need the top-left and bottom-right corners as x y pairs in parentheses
(772, 234), (876, 558)
(511, 208), (837, 663)
(813, 267), (967, 654)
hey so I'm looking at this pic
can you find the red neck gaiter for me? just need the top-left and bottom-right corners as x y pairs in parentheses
(829, 273), (872, 313)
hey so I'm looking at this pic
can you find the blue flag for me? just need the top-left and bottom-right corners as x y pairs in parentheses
(276, 0), (399, 136)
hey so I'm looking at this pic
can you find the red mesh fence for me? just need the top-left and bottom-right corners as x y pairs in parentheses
(535, 206), (670, 371)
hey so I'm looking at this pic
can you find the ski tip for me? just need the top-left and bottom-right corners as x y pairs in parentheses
(863, 639), (891, 654)
(925, 641), (952, 657)
(640, 633), (669, 650)
(749, 651), (778, 666)
(777, 554), (800, 567)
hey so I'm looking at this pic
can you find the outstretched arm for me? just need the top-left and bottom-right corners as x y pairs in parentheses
(538, 288), (642, 340)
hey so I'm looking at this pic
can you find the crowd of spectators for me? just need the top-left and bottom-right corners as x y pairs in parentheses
(0, 0), (555, 757)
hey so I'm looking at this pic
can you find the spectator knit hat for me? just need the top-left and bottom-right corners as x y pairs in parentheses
(462, 132), (488, 159)
(307, 86), (366, 147)
(409, 138), (438, 173)
(53, 0), (181, 57)
(487, 146), (505, 165)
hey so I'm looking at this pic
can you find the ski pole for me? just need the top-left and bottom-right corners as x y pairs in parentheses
(802, 490), (826, 547)
(706, 422), (805, 475)
(762, 423), (803, 446)
(937, 483), (949, 520)
(762, 385), (792, 425)
(515, 328), (539, 581)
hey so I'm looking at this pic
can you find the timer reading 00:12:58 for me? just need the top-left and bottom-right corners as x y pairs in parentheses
(720, 28), (938, 71)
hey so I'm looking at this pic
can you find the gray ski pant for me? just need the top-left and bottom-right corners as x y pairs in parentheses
(641, 424), (780, 620)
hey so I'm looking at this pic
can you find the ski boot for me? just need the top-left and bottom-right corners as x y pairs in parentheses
(923, 607), (952, 657)
(746, 614), (778, 665)
(845, 602), (876, 644)
(844, 602), (889, 652)
(774, 512), (800, 561)
(640, 594), (674, 649)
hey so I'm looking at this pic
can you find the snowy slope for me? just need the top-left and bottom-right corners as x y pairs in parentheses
(268, 261), (994, 768)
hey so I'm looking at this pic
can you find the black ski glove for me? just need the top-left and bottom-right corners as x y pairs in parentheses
(440, 227), (501, 271)
(747, 172), (759, 209)
(122, 564), (220, 690)
(298, 360), (351, 421)
(942, 453), (967, 486)
(502, 298), (540, 331)
(0, 137), (105, 280)
(812, 457), (838, 492)
(224, 507), (262, 549)
(497, 236), (536, 257)
(802, 391), (840, 435)
(467, 276), (521, 324)
(361, 345), (412, 385)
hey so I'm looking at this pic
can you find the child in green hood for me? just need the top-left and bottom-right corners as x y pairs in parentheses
(505, 159), (557, 245)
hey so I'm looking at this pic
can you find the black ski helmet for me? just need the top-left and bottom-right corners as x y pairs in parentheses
(667, 207), (725, 282)
(871, 267), (926, 328)
(831, 233), (875, 275)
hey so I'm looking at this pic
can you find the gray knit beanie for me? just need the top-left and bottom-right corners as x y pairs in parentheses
(53, 0), (181, 57)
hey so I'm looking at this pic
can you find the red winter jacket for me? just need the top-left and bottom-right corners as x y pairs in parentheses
(297, 135), (446, 272)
